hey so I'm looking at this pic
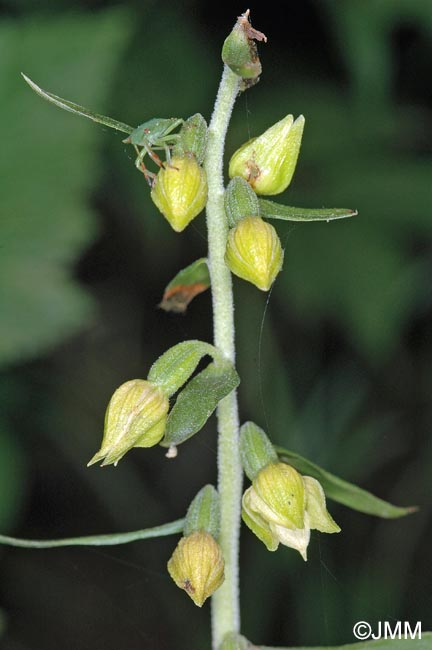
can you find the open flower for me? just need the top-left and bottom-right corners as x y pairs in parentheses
(242, 462), (340, 560)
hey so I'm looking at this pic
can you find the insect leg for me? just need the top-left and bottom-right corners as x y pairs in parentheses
(144, 142), (165, 169)
(134, 145), (156, 186)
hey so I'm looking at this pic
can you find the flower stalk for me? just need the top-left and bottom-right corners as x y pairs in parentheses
(204, 64), (242, 649)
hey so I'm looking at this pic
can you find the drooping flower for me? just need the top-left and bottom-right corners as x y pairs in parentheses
(242, 462), (340, 560)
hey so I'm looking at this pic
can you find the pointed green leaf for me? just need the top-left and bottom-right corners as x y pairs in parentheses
(259, 198), (357, 222)
(0, 518), (184, 549)
(159, 258), (210, 313)
(148, 339), (217, 397)
(161, 361), (240, 447)
(22, 74), (134, 135)
(276, 446), (416, 519)
(261, 631), (432, 650)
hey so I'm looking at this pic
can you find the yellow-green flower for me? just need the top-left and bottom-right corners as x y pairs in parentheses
(151, 155), (207, 232)
(229, 114), (305, 195)
(88, 379), (169, 467)
(167, 530), (225, 607)
(225, 216), (283, 291)
(242, 462), (340, 560)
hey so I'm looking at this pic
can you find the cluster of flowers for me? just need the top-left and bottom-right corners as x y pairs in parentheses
(150, 111), (304, 292)
(89, 369), (340, 606)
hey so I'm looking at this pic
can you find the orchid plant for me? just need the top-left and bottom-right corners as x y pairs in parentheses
(0, 11), (418, 650)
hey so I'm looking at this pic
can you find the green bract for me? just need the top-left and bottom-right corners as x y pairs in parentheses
(224, 176), (260, 227)
(184, 485), (221, 539)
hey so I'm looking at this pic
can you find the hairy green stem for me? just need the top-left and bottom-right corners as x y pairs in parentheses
(204, 65), (242, 649)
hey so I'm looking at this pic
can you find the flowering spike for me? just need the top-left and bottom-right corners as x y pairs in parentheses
(225, 216), (283, 291)
(151, 155), (207, 232)
(229, 114), (305, 195)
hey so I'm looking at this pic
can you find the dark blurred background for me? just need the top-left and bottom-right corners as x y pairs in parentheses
(0, 0), (431, 648)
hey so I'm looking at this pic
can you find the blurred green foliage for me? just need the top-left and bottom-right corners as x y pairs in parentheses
(0, 1), (431, 649)
(0, 9), (130, 366)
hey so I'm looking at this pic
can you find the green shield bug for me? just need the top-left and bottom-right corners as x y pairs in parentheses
(123, 117), (184, 185)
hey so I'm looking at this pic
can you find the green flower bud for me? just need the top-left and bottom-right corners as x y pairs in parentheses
(222, 10), (267, 80)
(167, 530), (225, 607)
(228, 114), (305, 195)
(88, 379), (169, 467)
(225, 216), (283, 291)
(242, 461), (340, 560)
(151, 155), (207, 232)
